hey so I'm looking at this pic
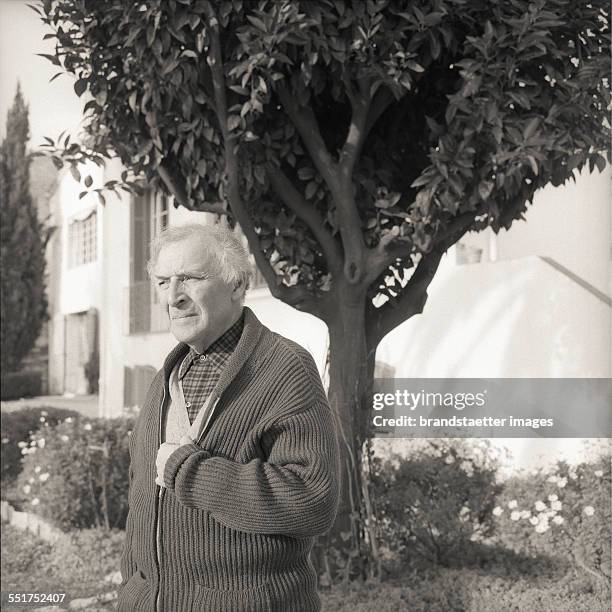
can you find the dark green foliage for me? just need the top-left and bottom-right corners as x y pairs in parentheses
(0, 86), (48, 373)
(0, 406), (80, 488)
(0, 371), (43, 401)
(15, 416), (134, 531)
(33, 0), (610, 300)
(370, 440), (502, 566)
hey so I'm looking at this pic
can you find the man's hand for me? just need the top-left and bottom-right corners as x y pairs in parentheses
(155, 435), (194, 486)
(155, 443), (180, 487)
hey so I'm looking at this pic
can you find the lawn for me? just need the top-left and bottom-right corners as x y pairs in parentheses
(1, 524), (608, 612)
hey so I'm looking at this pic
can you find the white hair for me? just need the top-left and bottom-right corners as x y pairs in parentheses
(147, 223), (252, 292)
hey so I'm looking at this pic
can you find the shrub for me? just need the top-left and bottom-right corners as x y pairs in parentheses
(15, 416), (134, 531)
(492, 454), (611, 587)
(1, 371), (43, 400)
(370, 439), (502, 567)
(45, 527), (125, 584)
(1, 523), (124, 600)
(1, 406), (81, 489)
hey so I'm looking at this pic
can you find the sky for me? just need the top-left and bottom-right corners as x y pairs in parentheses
(0, 0), (82, 146)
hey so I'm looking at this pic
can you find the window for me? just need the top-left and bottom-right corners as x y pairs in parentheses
(127, 191), (169, 334)
(68, 210), (97, 267)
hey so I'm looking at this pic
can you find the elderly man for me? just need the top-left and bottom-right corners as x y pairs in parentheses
(118, 223), (339, 612)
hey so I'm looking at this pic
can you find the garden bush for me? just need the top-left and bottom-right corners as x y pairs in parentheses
(0, 371), (43, 400)
(1, 406), (81, 489)
(15, 415), (134, 531)
(491, 454), (611, 587)
(370, 439), (502, 567)
(2, 523), (124, 602)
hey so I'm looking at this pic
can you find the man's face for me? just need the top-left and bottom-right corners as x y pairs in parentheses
(153, 235), (243, 352)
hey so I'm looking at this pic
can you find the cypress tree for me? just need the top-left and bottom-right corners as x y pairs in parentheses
(0, 85), (48, 373)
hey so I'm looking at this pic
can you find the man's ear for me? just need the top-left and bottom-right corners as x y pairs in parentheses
(231, 280), (245, 302)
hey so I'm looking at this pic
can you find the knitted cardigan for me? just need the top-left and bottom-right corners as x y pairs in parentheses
(118, 308), (340, 612)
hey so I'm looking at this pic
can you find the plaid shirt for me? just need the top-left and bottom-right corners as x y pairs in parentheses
(178, 313), (244, 424)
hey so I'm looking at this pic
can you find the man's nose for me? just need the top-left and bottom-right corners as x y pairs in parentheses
(167, 278), (186, 306)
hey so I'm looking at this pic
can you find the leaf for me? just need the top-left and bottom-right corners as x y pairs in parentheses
(478, 180), (494, 200)
(526, 155), (538, 175)
(49, 72), (64, 83)
(196, 159), (207, 177)
(128, 91), (138, 113)
(305, 181), (317, 199)
(70, 166), (81, 183)
(36, 53), (61, 67)
(74, 79), (87, 97)
(227, 115), (241, 131)
(84, 175), (93, 188)
(406, 60), (425, 73)
(523, 117), (540, 140)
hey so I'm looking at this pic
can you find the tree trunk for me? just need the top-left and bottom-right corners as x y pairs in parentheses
(320, 288), (375, 581)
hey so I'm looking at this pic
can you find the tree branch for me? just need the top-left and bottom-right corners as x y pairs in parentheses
(364, 235), (414, 287)
(157, 163), (229, 215)
(266, 163), (343, 276)
(277, 83), (366, 285)
(339, 78), (371, 182)
(203, 4), (323, 318)
(276, 85), (337, 187)
(365, 209), (478, 348)
(366, 247), (445, 349)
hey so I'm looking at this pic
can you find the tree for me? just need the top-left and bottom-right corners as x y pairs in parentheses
(0, 85), (48, 374)
(34, 0), (610, 577)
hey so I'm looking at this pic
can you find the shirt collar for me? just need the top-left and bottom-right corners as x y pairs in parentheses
(179, 312), (244, 380)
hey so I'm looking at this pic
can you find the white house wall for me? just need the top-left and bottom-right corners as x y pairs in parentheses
(376, 255), (610, 378)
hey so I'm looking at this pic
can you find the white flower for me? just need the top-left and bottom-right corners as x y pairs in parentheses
(84, 423), (92, 431)
(546, 475), (558, 483)
(547, 494), (558, 502)
(460, 506), (470, 516)
(551, 501), (562, 511)
(431, 527), (440, 536)
(39, 473), (50, 482)
(520, 510), (531, 519)
(552, 516), (564, 525)
(492, 506), (503, 517)
(60, 435), (69, 442)
(39, 416), (46, 423)
(1, 438), (8, 444)
(594, 470), (603, 477)
(444, 455), (455, 464)
(31, 498), (40, 506)
(568, 471), (577, 480)
(65, 417), (73, 423)
(460, 461), (474, 475)
(34, 466), (41, 474)
(535, 522), (549, 533)
(17, 441), (27, 448)
(510, 511), (521, 521)
(23, 485), (31, 494)
(28, 477), (34, 484)
(529, 517), (539, 526)
(583, 506), (595, 517)
(557, 477), (567, 488)
(507, 500), (518, 509)
(37, 438), (45, 448)
(534, 501), (546, 511)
